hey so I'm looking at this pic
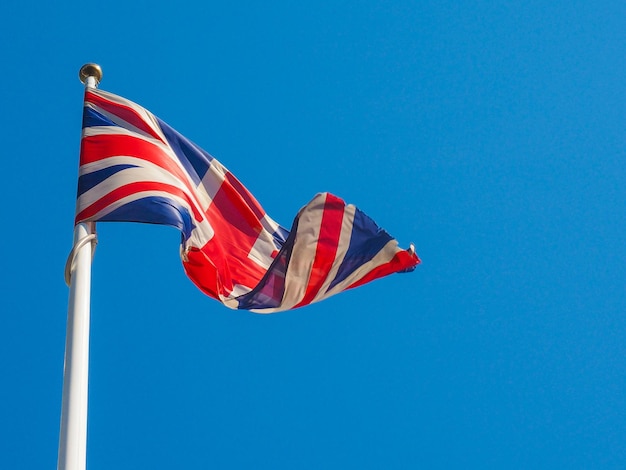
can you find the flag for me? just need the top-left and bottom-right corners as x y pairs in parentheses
(76, 88), (420, 312)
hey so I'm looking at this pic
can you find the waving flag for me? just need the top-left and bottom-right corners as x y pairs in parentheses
(76, 88), (420, 312)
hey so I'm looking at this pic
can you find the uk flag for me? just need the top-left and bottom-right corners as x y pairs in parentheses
(76, 88), (420, 312)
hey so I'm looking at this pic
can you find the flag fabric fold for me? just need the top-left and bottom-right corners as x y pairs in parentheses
(76, 88), (420, 312)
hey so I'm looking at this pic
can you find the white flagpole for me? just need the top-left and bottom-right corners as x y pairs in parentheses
(58, 64), (102, 470)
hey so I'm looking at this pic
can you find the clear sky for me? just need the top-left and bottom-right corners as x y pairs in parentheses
(1, 1), (625, 468)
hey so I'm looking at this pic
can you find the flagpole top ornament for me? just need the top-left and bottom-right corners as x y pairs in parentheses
(79, 63), (103, 85)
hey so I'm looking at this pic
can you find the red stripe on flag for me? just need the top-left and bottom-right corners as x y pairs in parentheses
(225, 173), (265, 220)
(208, 175), (265, 236)
(85, 90), (164, 143)
(346, 250), (421, 291)
(80, 134), (204, 214)
(75, 181), (204, 223)
(198, 179), (269, 295)
(182, 248), (220, 301)
(293, 193), (345, 308)
(183, 243), (271, 301)
(189, 237), (268, 299)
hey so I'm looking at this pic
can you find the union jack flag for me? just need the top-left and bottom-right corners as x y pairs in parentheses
(76, 88), (420, 312)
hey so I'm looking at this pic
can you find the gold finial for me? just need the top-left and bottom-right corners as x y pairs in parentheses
(79, 63), (103, 85)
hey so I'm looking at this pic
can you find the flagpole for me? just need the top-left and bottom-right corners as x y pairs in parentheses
(58, 63), (102, 470)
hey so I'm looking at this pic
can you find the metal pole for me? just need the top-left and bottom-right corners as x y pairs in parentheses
(57, 63), (102, 470)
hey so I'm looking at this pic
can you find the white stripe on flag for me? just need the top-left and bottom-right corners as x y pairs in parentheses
(273, 193), (327, 310)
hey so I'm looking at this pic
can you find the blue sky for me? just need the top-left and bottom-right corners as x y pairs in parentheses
(1, 1), (625, 468)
